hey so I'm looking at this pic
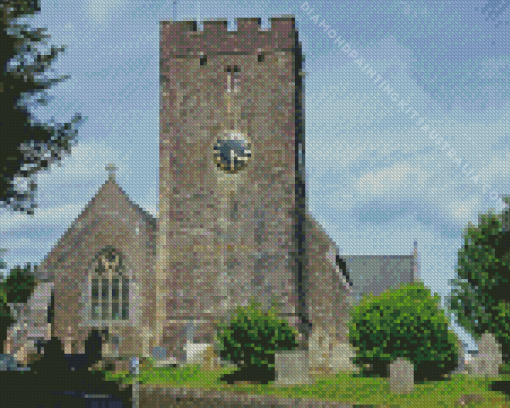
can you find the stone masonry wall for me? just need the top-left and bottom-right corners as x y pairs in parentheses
(155, 17), (309, 355)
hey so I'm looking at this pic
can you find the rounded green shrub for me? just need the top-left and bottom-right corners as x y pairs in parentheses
(215, 300), (299, 384)
(349, 281), (460, 382)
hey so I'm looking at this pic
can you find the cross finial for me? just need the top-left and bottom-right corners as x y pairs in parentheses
(106, 163), (117, 180)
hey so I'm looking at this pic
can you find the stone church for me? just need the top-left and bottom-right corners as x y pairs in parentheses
(5, 16), (419, 372)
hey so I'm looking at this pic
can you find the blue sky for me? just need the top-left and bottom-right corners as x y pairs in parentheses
(1, 0), (510, 351)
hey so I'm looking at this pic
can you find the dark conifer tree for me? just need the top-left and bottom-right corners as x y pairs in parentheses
(0, 0), (84, 215)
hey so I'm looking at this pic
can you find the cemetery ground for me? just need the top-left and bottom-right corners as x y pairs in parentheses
(102, 361), (510, 407)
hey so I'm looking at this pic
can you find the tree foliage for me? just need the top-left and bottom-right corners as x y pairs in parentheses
(445, 202), (510, 364)
(215, 300), (299, 384)
(349, 281), (460, 382)
(0, 298), (15, 354)
(0, 334), (132, 407)
(0, 0), (84, 215)
(4, 262), (37, 304)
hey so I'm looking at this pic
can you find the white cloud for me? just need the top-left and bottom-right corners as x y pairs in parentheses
(0, 204), (86, 231)
(447, 199), (479, 223)
(36, 141), (131, 188)
(355, 164), (414, 195)
(1, 141), (131, 231)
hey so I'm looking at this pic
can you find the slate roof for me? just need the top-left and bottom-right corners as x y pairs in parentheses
(340, 254), (417, 305)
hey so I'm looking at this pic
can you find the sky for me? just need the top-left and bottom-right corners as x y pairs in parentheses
(1, 0), (510, 352)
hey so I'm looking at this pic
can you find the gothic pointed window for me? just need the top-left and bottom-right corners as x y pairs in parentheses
(89, 247), (129, 322)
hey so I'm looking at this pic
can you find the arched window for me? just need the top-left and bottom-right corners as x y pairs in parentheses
(89, 247), (129, 321)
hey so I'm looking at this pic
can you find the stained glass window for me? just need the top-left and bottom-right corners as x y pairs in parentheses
(89, 247), (129, 321)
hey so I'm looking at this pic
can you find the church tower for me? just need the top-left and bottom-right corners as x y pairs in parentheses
(154, 17), (309, 360)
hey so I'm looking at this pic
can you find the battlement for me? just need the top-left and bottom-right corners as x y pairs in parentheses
(160, 16), (298, 57)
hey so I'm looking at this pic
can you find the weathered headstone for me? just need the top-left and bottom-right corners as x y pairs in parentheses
(470, 333), (503, 378)
(185, 342), (210, 365)
(389, 357), (414, 394)
(199, 345), (222, 371)
(275, 350), (314, 385)
(308, 325), (333, 375)
(456, 394), (485, 406)
(331, 342), (360, 375)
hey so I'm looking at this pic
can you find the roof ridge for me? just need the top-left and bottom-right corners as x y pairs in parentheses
(111, 180), (156, 225)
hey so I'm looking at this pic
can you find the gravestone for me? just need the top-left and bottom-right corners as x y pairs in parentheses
(185, 342), (211, 365)
(470, 333), (503, 378)
(274, 349), (314, 385)
(308, 325), (332, 374)
(456, 394), (485, 406)
(199, 345), (222, 371)
(389, 357), (414, 394)
(331, 342), (360, 374)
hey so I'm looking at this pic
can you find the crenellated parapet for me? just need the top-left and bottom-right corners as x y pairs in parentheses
(160, 16), (298, 60)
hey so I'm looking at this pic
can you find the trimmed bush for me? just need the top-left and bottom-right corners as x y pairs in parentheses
(215, 300), (299, 384)
(349, 281), (460, 382)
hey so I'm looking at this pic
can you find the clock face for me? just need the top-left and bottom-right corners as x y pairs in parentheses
(214, 134), (251, 174)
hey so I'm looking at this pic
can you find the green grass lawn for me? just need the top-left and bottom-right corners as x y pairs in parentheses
(103, 364), (510, 407)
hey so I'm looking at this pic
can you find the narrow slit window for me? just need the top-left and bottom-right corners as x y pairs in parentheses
(226, 66), (241, 93)
(122, 303), (129, 320)
(101, 278), (109, 300)
(92, 279), (99, 300)
(112, 278), (119, 300)
(92, 302), (99, 320)
(102, 301), (110, 320)
(112, 302), (120, 320)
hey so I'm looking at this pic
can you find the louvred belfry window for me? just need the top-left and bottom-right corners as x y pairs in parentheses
(90, 247), (129, 321)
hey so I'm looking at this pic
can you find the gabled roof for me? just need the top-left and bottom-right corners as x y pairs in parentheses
(304, 211), (354, 289)
(36, 176), (156, 281)
(108, 178), (157, 228)
(66, 175), (156, 231)
(340, 254), (416, 304)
